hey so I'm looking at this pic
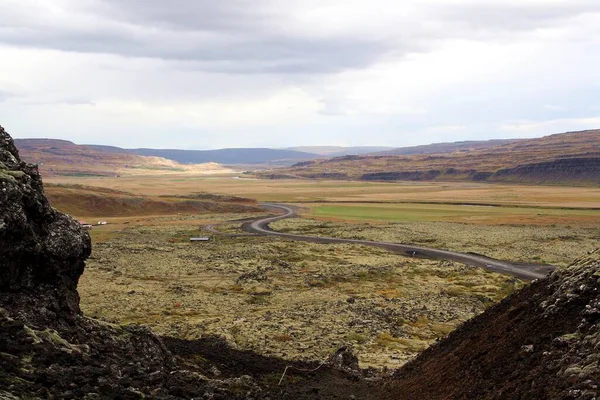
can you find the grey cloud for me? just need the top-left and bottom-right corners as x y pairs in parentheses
(1, 0), (599, 76)
(92, 0), (271, 32)
(435, 1), (600, 34)
(3, 29), (391, 74)
(97, 0), (600, 37)
(12, 96), (96, 106)
(1, 11), (394, 75)
(173, 38), (398, 74)
(0, 2), (393, 75)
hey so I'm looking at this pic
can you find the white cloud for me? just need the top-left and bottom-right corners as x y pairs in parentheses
(424, 125), (467, 133)
(501, 116), (600, 135)
(543, 105), (568, 111)
(91, 89), (321, 128)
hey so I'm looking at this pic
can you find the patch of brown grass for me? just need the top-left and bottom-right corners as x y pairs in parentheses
(45, 184), (261, 219)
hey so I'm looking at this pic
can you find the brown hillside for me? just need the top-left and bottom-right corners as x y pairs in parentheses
(14, 138), (233, 177)
(383, 249), (600, 400)
(272, 129), (600, 185)
(372, 139), (519, 156)
(44, 183), (261, 218)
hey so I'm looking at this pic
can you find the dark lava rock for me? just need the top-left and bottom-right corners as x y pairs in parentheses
(361, 170), (443, 181)
(1, 127), (92, 324)
(492, 157), (600, 184)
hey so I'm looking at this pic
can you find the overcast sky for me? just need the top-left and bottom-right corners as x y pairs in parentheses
(1, 0), (599, 149)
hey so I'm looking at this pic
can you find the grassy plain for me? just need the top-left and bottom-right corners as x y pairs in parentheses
(307, 203), (600, 225)
(44, 183), (261, 219)
(45, 175), (600, 208)
(270, 218), (598, 267)
(79, 217), (522, 369)
(46, 173), (599, 368)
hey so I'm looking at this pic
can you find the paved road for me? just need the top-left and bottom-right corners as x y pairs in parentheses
(242, 203), (555, 281)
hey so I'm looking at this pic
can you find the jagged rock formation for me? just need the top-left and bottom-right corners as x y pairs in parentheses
(1, 127), (91, 323)
(383, 250), (600, 400)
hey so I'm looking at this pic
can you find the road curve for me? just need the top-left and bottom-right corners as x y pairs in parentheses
(242, 203), (555, 281)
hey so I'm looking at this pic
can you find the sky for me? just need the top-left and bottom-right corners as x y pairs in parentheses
(0, 0), (599, 149)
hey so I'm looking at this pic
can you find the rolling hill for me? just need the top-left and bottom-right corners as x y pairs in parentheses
(286, 146), (395, 156)
(14, 139), (234, 177)
(44, 183), (261, 218)
(371, 139), (518, 156)
(88, 145), (320, 165)
(268, 129), (600, 185)
(14, 129), (600, 183)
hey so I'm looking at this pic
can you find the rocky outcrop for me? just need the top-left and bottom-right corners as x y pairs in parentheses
(491, 157), (600, 184)
(358, 157), (600, 184)
(291, 160), (317, 167)
(383, 249), (600, 400)
(0, 126), (91, 323)
(302, 172), (349, 179)
(361, 170), (443, 181)
(323, 155), (365, 163)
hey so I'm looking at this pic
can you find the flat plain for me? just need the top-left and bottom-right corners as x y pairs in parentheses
(79, 216), (523, 369)
(43, 174), (600, 369)
(45, 174), (600, 207)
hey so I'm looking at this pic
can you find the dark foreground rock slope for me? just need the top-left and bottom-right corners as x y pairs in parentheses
(384, 249), (600, 400)
(1, 126), (180, 398)
(1, 127), (91, 323)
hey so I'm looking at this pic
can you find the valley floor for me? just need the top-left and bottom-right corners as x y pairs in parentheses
(79, 213), (524, 370)
(59, 176), (599, 372)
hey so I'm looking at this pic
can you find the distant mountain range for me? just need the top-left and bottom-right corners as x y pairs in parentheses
(14, 139), (233, 177)
(15, 140), (397, 173)
(265, 129), (600, 185)
(15, 138), (545, 168)
(88, 145), (397, 164)
(14, 129), (600, 184)
(370, 139), (519, 156)
(285, 146), (395, 156)
(86, 145), (319, 165)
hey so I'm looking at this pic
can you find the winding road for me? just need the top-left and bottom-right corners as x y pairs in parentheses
(241, 203), (555, 281)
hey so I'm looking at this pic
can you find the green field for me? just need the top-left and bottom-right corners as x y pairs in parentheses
(308, 202), (600, 224)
